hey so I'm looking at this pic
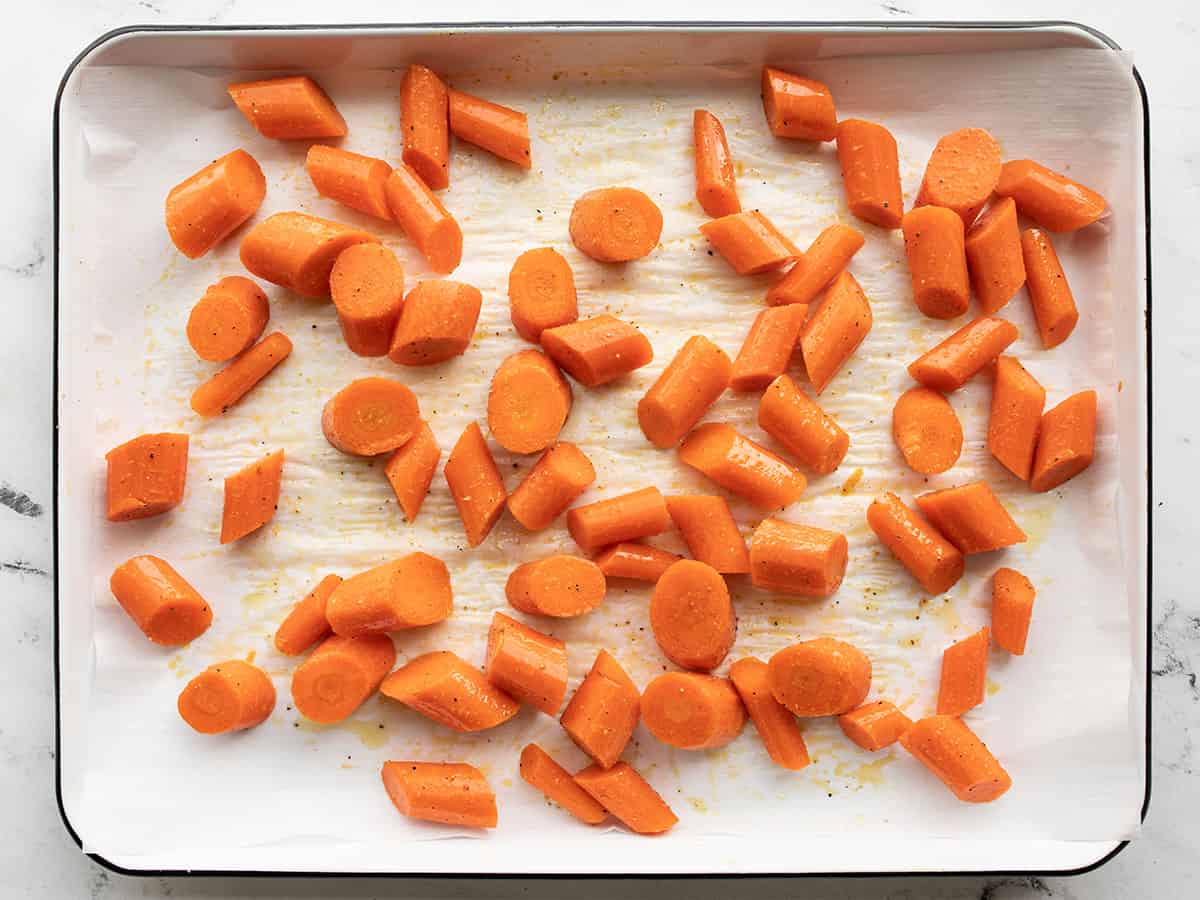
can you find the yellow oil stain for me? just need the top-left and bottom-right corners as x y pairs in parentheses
(986, 678), (1001, 696)
(689, 797), (709, 813)
(241, 589), (274, 611)
(295, 718), (390, 750)
(925, 594), (962, 631)
(835, 753), (896, 787)
(840, 467), (864, 495)
(244, 649), (257, 664)
(1018, 503), (1055, 548)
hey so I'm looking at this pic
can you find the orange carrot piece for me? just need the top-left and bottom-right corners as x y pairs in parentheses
(728, 657), (811, 770)
(508, 247), (578, 343)
(901, 206), (970, 320)
(566, 486), (671, 551)
(560, 650), (639, 769)
(227, 75), (346, 140)
(964, 198), (1025, 314)
(165, 149), (265, 260)
(569, 187), (663, 262)
(105, 433), (189, 522)
(507, 442), (595, 531)
(291, 633), (395, 723)
(540, 314), (653, 387)
(383, 164), (463, 273)
(901, 715), (1012, 803)
(322, 377), (420, 457)
(760, 67), (837, 141)
(916, 482), (1026, 554)
(700, 210), (799, 275)
(766, 223), (865, 307)
(838, 701), (912, 752)
(988, 356), (1046, 481)
(992, 567), (1036, 655)
(485, 612), (568, 715)
(388, 279), (481, 365)
(383, 421), (441, 522)
(444, 423), (506, 547)
(835, 118), (904, 229)
(240, 212), (378, 298)
(915, 128), (1002, 227)
(769, 637), (871, 717)
(326, 553), (452, 636)
(382, 650), (519, 732)
(186, 276), (269, 363)
(996, 159), (1107, 232)
(641, 672), (746, 750)
(306, 145), (393, 221)
(190, 331), (292, 418)
(650, 559), (736, 671)
(749, 517), (848, 598)
(800, 270), (873, 394)
(730, 305), (808, 393)
(519, 744), (607, 825)
(574, 763), (677, 834)
(678, 422), (806, 511)
(892, 387), (963, 476)
(178, 660), (275, 735)
(907, 316), (1019, 393)
(506, 555), (606, 619)
(693, 109), (740, 217)
(665, 494), (749, 574)
(1021, 228), (1079, 349)
(329, 243), (405, 357)
(867, 492), (964, 595)
(274, 573), (341, 656)
(757, 374), (849, 475)
(1031, 390), (1098, 493)
(638, 335), (732, 448)
(109, 555), (212, 646)
(488, 350), (572, 454)
(593, 542), (681, 582)
(400, 64), (449, 190)
(219, 449), (283, 543)
(382, 761), (497, 828)
(937, 627), (990, 716)
(448, 88), (531, 168)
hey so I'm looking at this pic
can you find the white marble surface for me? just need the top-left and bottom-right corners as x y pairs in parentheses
(0, 0), (1192, 896)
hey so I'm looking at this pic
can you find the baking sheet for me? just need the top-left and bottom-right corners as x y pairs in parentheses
(57, 34), (1146, 868)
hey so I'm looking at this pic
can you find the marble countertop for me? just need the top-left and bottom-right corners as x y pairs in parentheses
(3, 0), (1192, 897)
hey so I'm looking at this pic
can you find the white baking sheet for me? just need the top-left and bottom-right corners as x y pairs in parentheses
(56, 29), (1146, 872)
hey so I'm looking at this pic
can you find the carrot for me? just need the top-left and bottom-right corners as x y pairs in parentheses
(388, 279), (481, 365)
(105, 432), (189, 522)
(915, 127), (1002, 227)
(901, 206), (970, 320)
(540, 314), (653, 387)
(448, 88), (531, 168)
(574, 762), (677, 834)
(988, 356), (1046, 481)
(329, 242), (405, 357)
(506, 555), (607, 618)
(321, 377), (420, 456)
(178, 660), (275, 735)
(508, 248), (578, 343)
(1021, 227), (1079, 349)
(488, 350), (573, 454)
(186, 276), (269, 363)
(306, 145), (393, 222)
(665, 494), (749, 574)
(220, 449), (284, 543)
(766, 223), (865, 307)
(593, 542), (681, 583)
(383, 420), (440, 522)
(964, 198), (1025, 314)
(109, 555), (212, 646)
(835, 118), (904, 229)
(800, 270), (873, 394)
(566, 486), (671, 551)
(274, 573), (341, 656)
(757, 374), (849, 474)
(569, 187), (663, 262)
(915, 482), (1026, 554)
(382, 761), (497, 828)
(992, 567), (1036, 655)
(900, 715), (1012, 803)
(1031, 390), (1098, 493)
(444, 422), (507, 547)
(730, 305), (807, 392)
(700, 210), (799, 275)
(641, 672), (746, 750)
(678, 422), (806, 511)
(165, 149), (265, 260)
(728, 657), (811, 770)
(485, 612), (568, 716)
(866, 492), (965, 595)
(937, 627), (990, 716)
(190, 331), (292, 418)
(507, 442), (595, 531)
(382, 650), (519, 732)
(749, 517), (848, 598)
(637, 335), (732, 448)
(560, 649), (640, 768)
(838, 701), (912, 752)
(907, 316), (1019, 392)
(693, 109), (740, 217)
(996, 159), (1107, 232)
(519, 744), (607, 825)
(760, 67), (837, 141)
(291, 633), (395, 723)
(227, 75), (346, 140)
(892, 387), (963, 475)
(400, 64), (450, 190)
(768, 637), (871, 717)
(240, 212), (378, 298)
(326, 553), (452, 636)
(383, 164), (463, 273)
(650, 559), (736, 671)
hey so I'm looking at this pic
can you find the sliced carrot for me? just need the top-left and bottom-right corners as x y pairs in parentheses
(566, 486), (671, 551)
(540, 314), (653, 387)
(996, 159), (1107, 232)
(757, 374), (849, 475)
(448, 88), (531, 168)
(508, 248), (578, 343)
(637, 335), (732, 448)
(838, 701), (912, 752)
(178, 660), (275, 735)
(105, 432), (189, 522)
(665, 494), (749, 574)
(382, 761), (497, 828)
(593, 542), (681, 583)
(867, 492), (964, 595)
(109, 555), (212, 646)
(693, 109), (740, 217)
(901, 206), (970, 320)
(760, 67), (837, 141)
(381, 650), (519, 732)
(892, 387), (963, 475)
(383, 421), (441, 523)
(227, 75), (346, 140)
(321, 377), (420, 457)
(901, 715), (1012, 803)
(641, 672), (746, 750)
(768, 637), (871, 717)
(915, 482), (1026, 554)
(728, 657), (811, 770)
(1030, 390), (1097, 493)
(306, 145), (393, 222)
(749, 517), (848, 598)
(907, 316), (1018, 393)
(988, 356), (1046, 481)
(766, 223), (865, 307)
(329, 243), (405, 357)
(678, 422), (806, 511)
(519, 743), (607, 825)
(650, 559), (736, 671)
(569, 187), (663, 262)
(220, 449), (284, 543)
(560, 650), (640, 768)
(914, 127), (1002, 227)
(488, 350), (572, 454)
(835, 118), (904, 229)
(240, 212), (378, 298)
(191, 331), (292, 418)
(388, 279), (481, 365)
(444, 422), (507, 547)
(1021, 227), (1079, 349)
(165, 149), (265, 260)
(186, 276), (269, 363)
(574, 762), (677, 834)
(700, 210), (799, 275)
(937, 626), (990, 716)
(800, 270), (873, 394)
(400, 64), (449, 190)
(506, 555), (607, 618)
(485, 612), (568, 716)
(730, 305), (807, 393)
(507, 442), (595, 531)
(992, 567), (1036, 655)
(964, 197), (1025, 314)
(325, 553), (452, 636)
(383, 164), (463, 273)
(274, 573), (341, 656)
(291, 633), (396, 723)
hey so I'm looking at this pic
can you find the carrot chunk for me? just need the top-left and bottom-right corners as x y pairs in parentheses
(728, 657), (811, 770)
(907, 316), (1018, 393)
(914, 127), (1002, 227)
(937, 626), (990, 716)
(835, 118), (904, 229)
(901, 206), (970, 320)
(444, 422), (507, 547)
(322, 377), (420, 457)
(988, 356), (1046, 481)
(838, 701), (912, 752)
(730, 305), (807, 393)
(519, 744), (607, 825)
(991, 567), (1036, 655)
(996, 159), (1107, 232)
(274, 573), (341, 656)
(915, 482), (1026, 554)
(488, 350), (572, 454)
(758, 374), (849, 475)
(506, 555), (607, 618)
(700, 210), (799, 275)
(867, 492), (964, 595)
(227, 75), (346, 139)
(382, 761), (497, 828)
(329, 242), (405, 357)
(388, 279), (481, 365)
(165, 149), (265, 259)
(290, 633), (395, 723)
(191, 331), (293, 418)
(325, 553), (452, 636)
(567, 486), (671, 551)
(760, 67), (837, 141)
(892, 387), (963, 475)
(593, 542), (681, 583)
(901, 715), (1012, 803)
(178, 660), (275, 735)
(240, 212), (378, 298)
(383, 164), (463, 273)
(110, 555), (212, 646)
(186, 276), (269, 363)
(665, 494), (749, 574)
(679, 423), (806, 511)
(507, 442), (595, 531)
(638, 335), (732, 448)
(768, 637), (871, 717)
(693, 109), (740, 217)
(400, 64), (450, 190)
(220, 449), (284, 543)
(766, 223), (865, 307)
(381, 650), (519, 732)
(964, 198), (1025, 314)
(486, 612), (568, 715)
(1021, 227), (1079, 349)
(560, 650), (640, 769)
(306, 144), (393, 221)
(569, 187), (662, 262)
(642, 672), (746, 750)
(574, 762), (677, 834)
(105, 432), (189, 522)
(508, 247), (578, 343)
(749, 517), (848, 598)
(383, 421), (441, 523)
(1030, 390), (1097, 493)
(448, 88), (531, 168)
(541, 314), (653, 387)
(800, 270), (873, 394)
(650, 559), (736, 672)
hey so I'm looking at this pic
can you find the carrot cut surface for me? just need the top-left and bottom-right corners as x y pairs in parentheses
(757, 374), (849, 475)
(650, 559), (736, 672)
(486, 612), (569, 715)
(901, 715), (1012, 803)
(291, 633), (396, 723)
(892, 387), (963, 476)
(519, 744), (608, 825)
(766, 223), (865, 307)
(383, 164), (463, 273)
(186, 276), (269, 363)
(274, 573), (341, 656)
(322, 377), (420, 457)
(228, 75), (346, 139)
(384, 421), (441, 522)
(381, 650), (519, 732)
(749, 517), (848, 598)
(729, 657), (811, 770)
(678, 423), (806, 511)
(1030, 390), (1097, 493)
(700, 210), (799, 275)
(937, 627), (990, 716)
(105, 432), (189, 522)
(569, 187), (663, 262)
(901, 205), (970, 320)
(560, 650), (640, 769)
(768, 637), (871, 717)
(965, 197), (1025, 314)
(506, 555), (607, 618)
(444, 422), (507, 547)
(191, 331), (293, 418)
(693, 109), (740, 217)
(988, 356), (1046, 481)
(508, 247), (578, 343)
(992, 567), (1036, 655)
(761, 67), (837, 141)
(916, 481), (1027, 555)
(800, 270), (873, 394)
(382, 761), (497, 828)
(220, 449), (284, 544)
(838, 701), (912, 752)
(400, 64), (450, 190)
(566, 486), (671, 551)
(488, 350), (572, 454)
(329, 242), (405, 357)
(165, 149), (265, 259)
(867, 492), (964, 595)
(1021, 227), (1079, 349)
(638, 335), (732, 448)
(110, 555), (212, 646)
(907, 316), (1018, 393)
(914, 127), (1002, 227)
(389, 279), (481, 365)
(306, 144), (393, 221)
(325, 553), (452, 636)
(996, 159), (1107, 232)
(666, 494), (749, 574)
(541, 314), (653, 387)
(574, 762), (678, 834)
(178, 660), (275, 735)
(835, 118), (903, 229)
(641, 672), (746, 750)
(240, 212), (378, 298)
(593, 542), (681, 582)
(448, 88), (531, 168)
(730, 304), (808, 393)
(507, 442), (595, 531)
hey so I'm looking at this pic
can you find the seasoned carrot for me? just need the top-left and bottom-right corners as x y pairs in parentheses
(728, 657), (811, 770)
(867, 492), (964, 595)
(220, 449), (284, 543)
(569, 187), (663, 262)
(1021, 228), (1079, 349)
(915, 128), (1002, 227)
(227, 75), (346, 140)
(996, 159), (1107, 232)
(693, 109), (740, 217)
(766, 224), (865, 307)
(383, 421), (440, 522)
(322, 377), (420, 457)
(915, 482), (1026, 554)
(488, 350), (572, 454)
(306, 145), (393, 222)
(178, 660), (275, 735)
(838, 701), (912, 752)
(768, 637), (871, 717)
(109, 555), (212, 646)
(400, 64), (450, 190)
(992, 567), (1036, 655)
(329, 243), (405, 357)
(637, 335), (732, 448)
(541, 314), (653, 387)
(800, 270), (873, 394)
(730, 305), (807, 392)
(191, 331), (292, 418)
(1031, 390), (1097, 493)
(486, 612), (568, 715)
(964, 198), (1025, 314)
(519, 744), (607, 825)
(388, 279), (481, 365)
(642, 672), (746, 750)
(382, 761), (497, 828)
(665, 494), (749, 574)
(507, 442), (595, 531)
(678, 422), (806, 511)
(835, 118), (904, 229)
(291, 633), (395, 723)
(892, 387), (963, 475)
(574, 762), (677, 834)
(901, 206), (970, 320)
(749, 517), (848, 598)
(760, 67), (837, 142)
(938, 626), (990, 716)
(907, 316), (1018, 392)
(444, 422), (507, 547)
(593, 542), (681, 582)
(650, 559), (736, 671)
(382, 650), (519, 732)
(901, 715), (1012, 803)
(165, 149), (265, 260)
(383, 164), (463, 273)
(700, 210), (799, 275)
(988, 356), (1046, 481)
(506, 555), (607, 618)
(186, 276), (269, 363)
(240, 212), (378, 298)
(560, 650), (640, 769)
(105, 432), (189, 522)
(274, 573), (341, 656)
(326, 553), (452, 636)
(448, 88), (531, 168)
(566, 486), (671, 551)
(758, 374), (849, 474)
(508, 248), (578, 343)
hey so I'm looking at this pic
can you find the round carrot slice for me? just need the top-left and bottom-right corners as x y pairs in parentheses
(892, 387), (963, 475)
(178, 659), (276, 734)
(487, 349), (572, 454)
(914, 127), (1002, 227)
(569, 187), (663, 262)
(506, 555), (606, 618)
(649, 559), (736, 671)
(767, 637), (871, 717)
(321, 377), (420, 456)
(641, 672), (746, 750)
(186, 276), (270, 363)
